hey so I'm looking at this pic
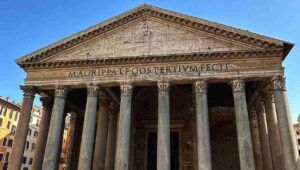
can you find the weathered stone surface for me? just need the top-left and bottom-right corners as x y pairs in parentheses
(263, 91), (283, 170)
(157, 81), (171, 170)
(8, 86), (36, 170)
(46, 19), (250, 62)
(271, 76), (298, 170)
(194, 80), (212, 170)
(43, 86), (69, 170)
(115, 83), (133, 170)
(256, 102), (273, 170)
(231, 79), (255, 170)
(78, 85), (99, 170)
(93, 90), (110, 170)
(32, 97), (52, 170)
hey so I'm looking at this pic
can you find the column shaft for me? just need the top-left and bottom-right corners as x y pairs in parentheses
(114, 83), (133, 170)
(93, 91), (110, 170)
(157, 81), (171, 170)
(194, 80), (212, 170)
(8, 86), (36, 170)
(263, 91), (283, 170)
(271, 76), (298, 169)
(42, 86), (69, 170)
(32, 97), (52, 170)
(249, 108), (263, 170)
(105, 106), (117, 170)
(231, 79), (255, 170)
(65, 113), (76, 170)
(256, 102), (273, 170)
(78, 85), (99, 170)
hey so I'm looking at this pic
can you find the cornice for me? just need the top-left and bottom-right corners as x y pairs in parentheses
(20, 49), (283, 70)
(16, 4), (290, 66)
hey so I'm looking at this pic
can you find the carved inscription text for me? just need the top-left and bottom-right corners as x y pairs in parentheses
(66, 63), (230, 78)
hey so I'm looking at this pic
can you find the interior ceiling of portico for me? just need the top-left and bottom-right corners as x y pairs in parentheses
(42, 17), (260, 62)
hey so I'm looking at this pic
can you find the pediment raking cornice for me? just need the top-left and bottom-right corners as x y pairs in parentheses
(16, 4), (293, 66)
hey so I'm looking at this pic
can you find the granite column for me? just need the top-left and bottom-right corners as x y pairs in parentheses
(42, 86), (69, 170)
(114, 83), (133, 170)
(231, 79), (255, 170)
(32, 96), (52, 170)
(93, 90), (110, 170)
(271, 76), (298, 169)
(194, 80), (212, 170)
(157, 81), (171, 170)
(78, 84), (99, 170)
(8, 86), (37, 170)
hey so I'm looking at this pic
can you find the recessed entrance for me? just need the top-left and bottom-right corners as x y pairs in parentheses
(146, 131), (180, 170)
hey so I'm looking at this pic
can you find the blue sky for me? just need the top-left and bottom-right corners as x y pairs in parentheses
(0, 0), (299, 122)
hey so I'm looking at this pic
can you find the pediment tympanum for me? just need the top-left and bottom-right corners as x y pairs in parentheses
(43, 18), (256, 62)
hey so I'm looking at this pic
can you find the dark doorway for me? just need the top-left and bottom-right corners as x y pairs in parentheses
(147, 132), (180, 170)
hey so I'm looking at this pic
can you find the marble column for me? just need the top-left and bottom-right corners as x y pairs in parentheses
(42, 86), (69, 170)
(194, 80), (212, 170)
(32, 96), (52, 170)
(93, 90), (110, 170)
(78, 84), (99, 170)
(65, 113), (76, 170)
(256, 101), (273, 170)
(157, 81), (171, 170)
(105, 103), (118, 170)
(114, 83), (133, 170)
(231, 79), (255, 170)
(263, 90), (283, 170)
(249, 107), (263, 170)
(270, 76), (298, 169)
(8, 86), (37, 170)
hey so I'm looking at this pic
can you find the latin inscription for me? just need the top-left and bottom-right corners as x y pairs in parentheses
(67, 63), (230, 78)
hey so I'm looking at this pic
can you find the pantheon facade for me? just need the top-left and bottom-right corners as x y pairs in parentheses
(9, 4), (298, 170)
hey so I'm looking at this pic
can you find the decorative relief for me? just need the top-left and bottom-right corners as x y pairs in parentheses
(194, 80), (207, 94)
(270, 76), (286, 91)
(87, 84), (99, 97)
(47, 19), (248, 62)
(157, 81), (170, 95)
(120, 83), (133, 97)
(55, 86), (69, 98)
(231, 79), (245, 93)
(20, 85), (37, 98)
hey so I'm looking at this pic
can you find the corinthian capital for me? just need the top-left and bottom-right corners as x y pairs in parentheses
(55, 86), (69, 98)
(87, 84), (99, 97)
(120, 83), (133, 97)
(20, 85), (38, 98)
(157, 81), (170, 95)
(270, 76), (286, 91)
(40, 96), (53, 109)
(231, 79), (245, 93)
(99, 90), (110, 106)
(194, 80), (207, 94)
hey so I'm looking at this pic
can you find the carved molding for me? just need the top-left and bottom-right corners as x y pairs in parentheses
(17, 6), (283, 65)
(194, 80), (207, 94)
(19, 49), (283, 69)
(270, 76), (286, 91)
(20, 85), (38, 99)
(231, 79), (245, 93)
(120, 83), (133, 97)
(55, 86), (69, 98)
(87, 84), (99, 97)
(157, 81), (170, 95)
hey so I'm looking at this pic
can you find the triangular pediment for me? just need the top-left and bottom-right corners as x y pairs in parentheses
(44, 18), (257, 62)
(16, 4), (292, 65)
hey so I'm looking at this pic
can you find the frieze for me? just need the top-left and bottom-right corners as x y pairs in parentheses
(66, 63), (229, 78)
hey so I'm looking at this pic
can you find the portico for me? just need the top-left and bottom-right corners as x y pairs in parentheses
(10, 4), (298, 170)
